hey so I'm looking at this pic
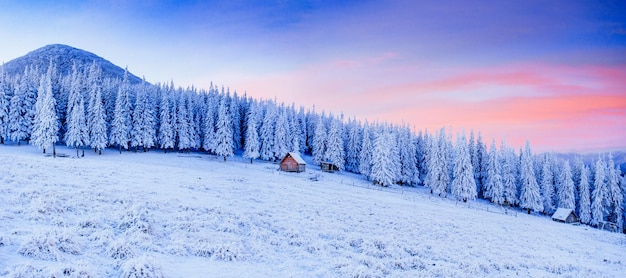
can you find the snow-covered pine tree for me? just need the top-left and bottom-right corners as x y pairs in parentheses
(31, 68), (59, 157)
(297, 107), (307, 154)
(607, 153), (623, 230)
(578, 163), (592, 224)
(176, 91), (193, 152)
(557, 160), (575, 210)
(23, 66), (39, 142)
(158, 85), (175, 152)
(202, 91), (217, 153)
(371, 127), (394, 187)
(243, 101), (260, 163)
(214, 95), (234, 161)
(519, 140), (542, 214)
(398, 126), (419, 185)
(289, 109), (301, 153)
(229, 91), (242, 151)
(344, 119), (361, 173)
(273, 107), (289, 161)
(418, 131), (430, 186)
(312, 116), (326, 165)
(324, 116), (345, 170)
(591, 157), (608, 226)
(259, 101), (276, 161)
(0, 67), (9, 144)
(485, 139), (504, 204)
(65, 63), (89, 157)
(359, 120), (373, 180)
(110, 68), (132, 153)
(426, 128), (450, 197)
(86, 62), (108, 154)
(475, 132), (487, 198)
(501, 141), (518, 206)
(131, 80), (156, 151)
(451, 132), (477, 202)
(540, 155), (556, 214)
(8, 75), (31, 144)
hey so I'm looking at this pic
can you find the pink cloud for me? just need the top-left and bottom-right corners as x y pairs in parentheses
(231, 58), (626, 152)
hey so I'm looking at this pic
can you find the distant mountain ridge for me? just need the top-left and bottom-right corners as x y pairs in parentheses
(1, 44), (143, 84)
(554, 151), (626, 173)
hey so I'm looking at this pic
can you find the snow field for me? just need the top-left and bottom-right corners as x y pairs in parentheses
(0, 144), (625, 277)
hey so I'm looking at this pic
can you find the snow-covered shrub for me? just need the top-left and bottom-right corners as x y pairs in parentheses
(7, 264), (46, 278)
(118, 203), (155, 235)
(50, 264), (93, 278)
(18, 232), (59, 261)
(211, 244), (242, 261)
(121, 255), (164, 278)
(192, 241), (243, 261)
(107, 239), (136, 260)
(54, 229), (83, 255)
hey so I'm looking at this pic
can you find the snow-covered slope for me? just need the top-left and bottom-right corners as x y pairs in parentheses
(0, 144), (624, 277)
(1, 44), (143, 84)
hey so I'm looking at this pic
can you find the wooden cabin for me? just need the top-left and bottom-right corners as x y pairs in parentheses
(320, 161), (339, 173)
(551, 208), (579, 223)
(279, 152), (306, 173)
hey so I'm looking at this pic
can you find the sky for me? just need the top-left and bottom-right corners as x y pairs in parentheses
(1, 0), (625, 153)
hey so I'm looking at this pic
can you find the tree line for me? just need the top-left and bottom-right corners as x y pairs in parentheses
(0, 61), (624, 233)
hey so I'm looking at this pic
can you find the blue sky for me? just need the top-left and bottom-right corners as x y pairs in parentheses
(1, 0), (625, 152)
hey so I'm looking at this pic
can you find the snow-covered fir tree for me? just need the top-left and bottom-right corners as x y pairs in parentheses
(259, 102), (276, 161)
(86, 62), (108, 154)
(229, 92), (242, 150)
(243, 101), (260, 163)
(31, 68), (59, 156)
(358, 120), (373, 180)
(64, 63), (89, 157)
(485, 139), (504, 204)
(501, 142), (518, 206)
(578, 163), (592, 224)
(558, 160), (575, 210)
(214, 95), (234, 160)
(202, 91), (217, 153)
(273, 107), (290, 160)
(425, 128), (449, 197)
(158, 86), (175, 152)
(0, 67), (9, 144)
(371, 127), (395, 187)
(607, 153), (623, 230)
(312, 116), (326, 165)
(519, 140), (542, 214)
(109, 68), (132, 153)
(451, 132), (477, 202)
(344, 119), (361, 173)
(474, 132), (488, 198)
(8, 74), (32, 144)
(131, 81), (156, 151)
(540, 155), (556, 214)
(591, 157), (608, 226)
(398, 126), (419, 185)
(324, 116), (345, 170)
(176, 91), (193, 152)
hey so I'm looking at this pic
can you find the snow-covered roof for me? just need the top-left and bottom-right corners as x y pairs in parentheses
(552, 208), (576, 221)
(285, 152), (306, 165)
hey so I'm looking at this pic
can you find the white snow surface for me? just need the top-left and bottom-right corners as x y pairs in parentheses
(0, 144), (625, 277)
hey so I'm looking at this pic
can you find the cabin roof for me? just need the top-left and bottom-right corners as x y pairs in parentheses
(283, 152), (306, 165)
(552, 208), (577, 221)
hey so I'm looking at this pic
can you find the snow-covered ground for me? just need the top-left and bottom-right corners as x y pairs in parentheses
(1, 144), (624, 277)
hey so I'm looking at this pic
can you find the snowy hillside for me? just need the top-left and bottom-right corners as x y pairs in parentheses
(1, 44), (143, 84)
(1, 145), (624, 277)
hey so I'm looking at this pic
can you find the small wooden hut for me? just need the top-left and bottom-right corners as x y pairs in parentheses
(320, 161), (339, 173)
(551, 208), (579, 223)
(279, 152), (306, 173)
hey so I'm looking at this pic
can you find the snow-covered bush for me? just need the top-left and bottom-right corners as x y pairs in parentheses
(7, 264), (46, 278)
(18, 232), (60, 261)
(107, 239), (136, 260)
(55, 229), (83, 255)
(121, 255), (164, 278)
(50, 264), (93, 278)
(192, 241), (243, 261)
(118, 203), (155, 235)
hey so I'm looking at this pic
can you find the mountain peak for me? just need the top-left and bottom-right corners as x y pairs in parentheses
(2, 44), (143, 84)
